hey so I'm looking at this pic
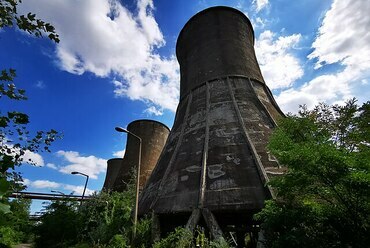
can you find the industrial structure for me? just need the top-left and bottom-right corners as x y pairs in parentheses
(107, 120), (170, 191)
(102, 158), (124, 191)
(138, 6), (285, 244)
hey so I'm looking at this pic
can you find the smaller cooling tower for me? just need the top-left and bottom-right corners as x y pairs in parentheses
(113, 120), (170, 191)
(102, 158), (125, 191)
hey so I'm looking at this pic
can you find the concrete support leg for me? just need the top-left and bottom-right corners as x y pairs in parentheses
(186, 209), (201, 231)
(201, 208), (223, 240)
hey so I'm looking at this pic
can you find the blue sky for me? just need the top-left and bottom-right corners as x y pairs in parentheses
(1, 0), (369, 213)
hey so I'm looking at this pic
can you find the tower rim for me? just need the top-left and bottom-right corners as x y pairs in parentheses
(176, 6), (255, 59)
(127, 119), (171, 132)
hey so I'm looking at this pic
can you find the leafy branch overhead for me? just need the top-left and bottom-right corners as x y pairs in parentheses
(0, 0), (60, 43)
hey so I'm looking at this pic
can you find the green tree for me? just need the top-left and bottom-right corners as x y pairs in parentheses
(34, 182), (144, 248)
(255, 99), (370, 248)
(0, 0), (60, 213)
(34, 199), (81, 248)
(0, 198), (33, 247)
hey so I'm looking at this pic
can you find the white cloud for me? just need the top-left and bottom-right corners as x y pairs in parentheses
(112, 149), (125, 158)
(63, 184), (95, 196)
(3, 144), (43, 166)
(2, 141), (45, 166)
(252, 17), (266, 29)
(253, 0), (269, 12)
(24, 179), (61, 189)
(57, 150), (107, 179)
(276, 71), (352, 113)
(255, 30), (304, 90)
(20, 0), (180, 113)
(144, 106), (163, 116)
(308, 0), (370, 70)
(22, 150), (45, 166)
(23, 178), (95, 195)
(46, 163), (58, 170)
(276, 0), (370, 113)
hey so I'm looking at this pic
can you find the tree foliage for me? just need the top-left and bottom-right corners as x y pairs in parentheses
(0, 0), (59, 42)
(255, 99), (370, 248)
(0, 198), (32, 247)
(34, 199), (81, 248)
(34, 181), (152, 248)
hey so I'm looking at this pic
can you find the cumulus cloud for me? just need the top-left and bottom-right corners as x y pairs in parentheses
(276, 71), (353, 113)
(22, 150), (45, 166)
(57, 150), (107, 179)
(255, 30), (304, 90)
(23, 178), (95, 195)
(24, 179), (61, 189)
(112, 149), (125, 158)
(253, 0), (269, 12)
(276, 0), (370, 113)
(63, 184), (95, 196)
(144, 106), (163, 116)
(46, 163), (58, 170)
(20, 0), (180, 113)
(2, 142), (45, 166)
(308, 0), (370, 70)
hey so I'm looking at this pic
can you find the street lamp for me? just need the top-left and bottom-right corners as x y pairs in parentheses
(71, 171), (89, 203)
(115, 126), (142, 242)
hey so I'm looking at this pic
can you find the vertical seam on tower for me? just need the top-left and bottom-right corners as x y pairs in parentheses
(226, 76), (274, 197)
(150, 92), (194, 209)
(198, 81), (210, 209)
(248, 78), (278, 127)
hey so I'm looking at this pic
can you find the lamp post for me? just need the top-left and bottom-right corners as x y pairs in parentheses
(71, 171), (89, 203)
(115, 126), (142, 242)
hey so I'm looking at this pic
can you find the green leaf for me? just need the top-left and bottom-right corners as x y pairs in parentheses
(0, 202), (11, 214)
(0, 177), (11, 196)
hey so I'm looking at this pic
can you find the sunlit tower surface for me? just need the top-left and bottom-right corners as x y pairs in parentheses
(138, 6), (285, 243)
(102, 158), (123, 191)
(106, 120), (170, 191)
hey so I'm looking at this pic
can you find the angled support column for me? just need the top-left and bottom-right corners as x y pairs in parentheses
(186, 209), (202, 231)
(202, 208), (223, 240)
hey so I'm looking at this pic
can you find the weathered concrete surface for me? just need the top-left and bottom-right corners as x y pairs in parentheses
(112, 120), (170, 191)
(176, 7), (264, 98)
(102, 158), (124, 191)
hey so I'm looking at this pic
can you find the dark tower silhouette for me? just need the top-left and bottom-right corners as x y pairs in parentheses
(112, 120), (170, 191)
(138, 7), (285, 243)
(102, 158), (124, 191)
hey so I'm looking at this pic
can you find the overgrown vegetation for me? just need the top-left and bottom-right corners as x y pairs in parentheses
(152, 227), (231, 248)
(33, 185), (233, 248)
(0, 198), (33, 247)
(256, 99), (370, 248)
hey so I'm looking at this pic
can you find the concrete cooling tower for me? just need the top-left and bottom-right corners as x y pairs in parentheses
(138, 6), (285, 243)
(102, 158), (124, 191)
(112, 120), (170, 191)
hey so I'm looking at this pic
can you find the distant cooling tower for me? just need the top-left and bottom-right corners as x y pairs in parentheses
(112, 120), (170, 191)
(138, 6), (285, 242)
(102, 158), (124, 191)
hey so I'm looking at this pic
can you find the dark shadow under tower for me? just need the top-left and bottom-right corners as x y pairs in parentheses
(138, 6), (285, 243)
